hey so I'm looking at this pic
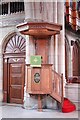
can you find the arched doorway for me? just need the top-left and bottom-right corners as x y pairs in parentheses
(3, 33), (26, 104)
(72, 40), (80, 76)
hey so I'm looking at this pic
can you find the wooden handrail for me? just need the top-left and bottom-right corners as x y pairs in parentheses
(52, 70), (61, 78)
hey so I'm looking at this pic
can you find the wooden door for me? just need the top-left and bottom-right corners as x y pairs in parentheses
(9, 58), (25, 104)
(36, 39), (48, 64)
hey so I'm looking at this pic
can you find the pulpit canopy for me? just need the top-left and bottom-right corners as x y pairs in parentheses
(17, 22), (62, 38)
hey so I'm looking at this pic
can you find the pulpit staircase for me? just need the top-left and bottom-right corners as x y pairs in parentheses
(26, 64), (76, 113)
(50, 70), (76, 113)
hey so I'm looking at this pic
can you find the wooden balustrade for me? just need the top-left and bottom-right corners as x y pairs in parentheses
(52, 70), (64, 105)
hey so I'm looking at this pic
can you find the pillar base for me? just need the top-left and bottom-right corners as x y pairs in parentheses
(65, 83), (80, 110)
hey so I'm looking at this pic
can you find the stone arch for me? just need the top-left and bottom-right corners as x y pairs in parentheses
(2, 31), (26, 103)
(2, 31), (26, 54)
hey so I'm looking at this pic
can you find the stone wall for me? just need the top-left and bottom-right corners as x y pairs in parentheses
(65, 83), (80, 110)
(0, 26), (16, 102)
(65, 29), (80, 77)
(0, 11), (25, 102)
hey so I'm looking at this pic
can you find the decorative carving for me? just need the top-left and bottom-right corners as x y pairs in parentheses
(13, 58), (20, 62)
(5, 34), (26, 53)
(34, 73), (40, 83)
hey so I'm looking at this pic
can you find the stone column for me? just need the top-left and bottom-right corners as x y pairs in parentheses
(24, 2), (54, 22)
(57, 2), (66, 97)
(26, 35), (30, 64)
(53, 1), (57, 23)
(43, 2), (53, 22)
(57, 2), (65, 78)
(54, 35), (58, 72)
(32, 2), (42, 21)
(24, 2), (33, 21)
(53, 1), (59, 72)
(49, 36), (54, 65)
(70, 45), (73, 76)
(24, 35), (31, 109)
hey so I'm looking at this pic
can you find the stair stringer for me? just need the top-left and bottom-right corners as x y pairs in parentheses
(49, 91), (61, 103)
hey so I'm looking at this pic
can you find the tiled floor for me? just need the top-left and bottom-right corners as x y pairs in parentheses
(0, 104), (79, 119)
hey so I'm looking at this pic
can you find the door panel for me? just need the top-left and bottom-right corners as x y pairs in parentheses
(9, 63), (24, 104)
(10, 86), (23, 103)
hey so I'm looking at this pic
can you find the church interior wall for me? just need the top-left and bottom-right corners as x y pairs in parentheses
(0, 1), (69, 110)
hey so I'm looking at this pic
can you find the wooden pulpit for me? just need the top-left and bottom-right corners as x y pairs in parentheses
(17, 21), (62, 111)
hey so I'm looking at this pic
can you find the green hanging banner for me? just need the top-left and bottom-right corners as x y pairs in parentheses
(30, 55), (41, 67)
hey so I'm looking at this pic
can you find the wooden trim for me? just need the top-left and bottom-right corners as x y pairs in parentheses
(3, 58), (8, 102)
(7, 61), (10, 103)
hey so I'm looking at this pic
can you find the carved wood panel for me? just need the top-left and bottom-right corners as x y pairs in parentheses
(32, 68), (41, 91)
(4, 34), (26, 53)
